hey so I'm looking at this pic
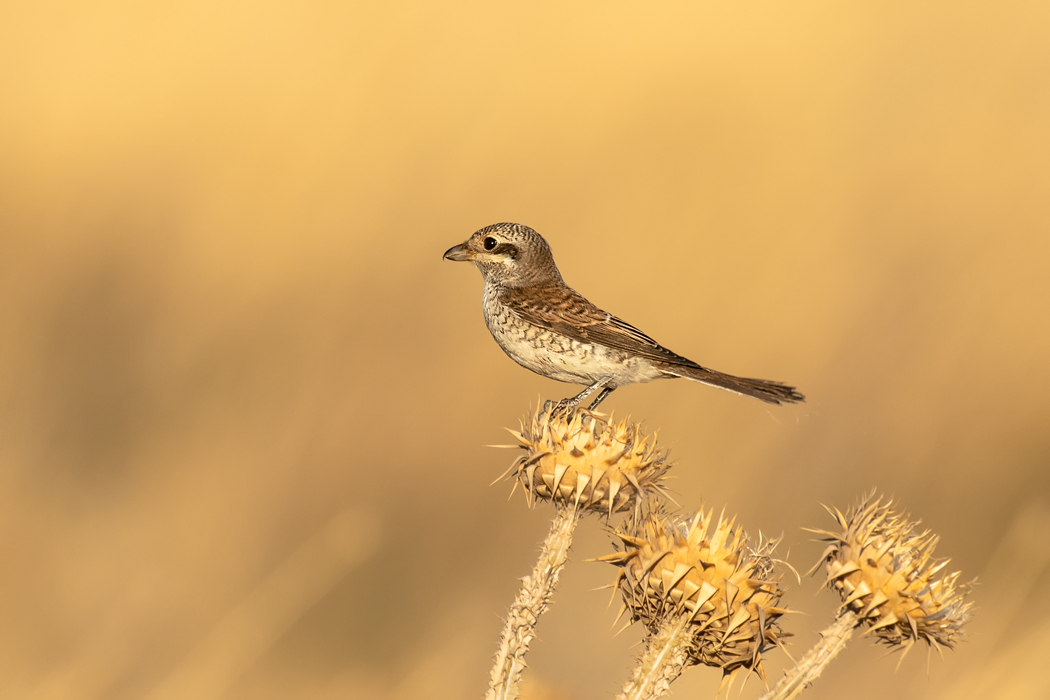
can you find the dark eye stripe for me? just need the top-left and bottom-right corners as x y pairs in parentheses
(493, 243), (517, 258)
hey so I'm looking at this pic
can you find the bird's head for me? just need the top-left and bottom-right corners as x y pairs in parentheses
(443, 222), (563, 287)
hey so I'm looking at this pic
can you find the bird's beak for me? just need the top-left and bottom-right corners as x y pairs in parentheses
(442, 242), (474, 261)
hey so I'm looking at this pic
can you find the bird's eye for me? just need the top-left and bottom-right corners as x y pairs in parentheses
(483, 237), (498, 251)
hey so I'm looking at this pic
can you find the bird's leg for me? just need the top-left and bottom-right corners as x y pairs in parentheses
(587, 386), (616, 410)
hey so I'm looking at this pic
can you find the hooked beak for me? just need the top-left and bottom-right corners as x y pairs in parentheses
(442, 242), (474, 262)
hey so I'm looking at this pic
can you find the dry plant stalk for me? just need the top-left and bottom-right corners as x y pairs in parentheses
(616, 614), (693, 700)
(486, 405), (671, 700)
(486, 502), (579, 700)
(758, 611), (857, 700)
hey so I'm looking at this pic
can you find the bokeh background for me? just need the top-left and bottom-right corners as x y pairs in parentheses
(2, 2), (1048, 699)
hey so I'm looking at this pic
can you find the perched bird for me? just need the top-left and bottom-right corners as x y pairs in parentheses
(443, 223), (804, 410)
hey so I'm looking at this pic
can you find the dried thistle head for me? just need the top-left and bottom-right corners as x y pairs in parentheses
(809, 495), (973, 652)
(597, 509), (789, 684)
(504, 404), (671, 515)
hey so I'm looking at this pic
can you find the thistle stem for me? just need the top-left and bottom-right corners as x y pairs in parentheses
(616, 614), (692, 700)
(486, 503), (581, 700)
(759, 610), (859, 700)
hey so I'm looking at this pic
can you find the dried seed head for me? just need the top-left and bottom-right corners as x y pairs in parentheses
(810, 495), (973, 651)
(505, 404), (671, 515)
(598, 509), (789, 683)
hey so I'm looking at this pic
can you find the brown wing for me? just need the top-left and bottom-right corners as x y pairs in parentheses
(499, 284), (805, 404)
(498, 284), (704, 369)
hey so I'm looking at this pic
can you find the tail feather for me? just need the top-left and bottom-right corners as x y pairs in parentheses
(662, 364), (805, 405)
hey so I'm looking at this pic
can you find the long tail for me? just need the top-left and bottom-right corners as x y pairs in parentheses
(662, 364), (805, 405)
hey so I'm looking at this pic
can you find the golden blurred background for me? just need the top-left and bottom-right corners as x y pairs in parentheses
(1, 2), (1048, 698)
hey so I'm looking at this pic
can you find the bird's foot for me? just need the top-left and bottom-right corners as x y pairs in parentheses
(542, 380), (614, 418)
(542, 397), (581, 418)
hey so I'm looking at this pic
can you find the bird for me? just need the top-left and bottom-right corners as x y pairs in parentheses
(443, 222), (804, 410)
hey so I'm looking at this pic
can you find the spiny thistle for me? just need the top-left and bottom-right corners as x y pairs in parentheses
(485, 405), (672, 700)
(503, 404), (671, 515)
(597, 509), (790, 688)
(808, 495), (973, 653)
